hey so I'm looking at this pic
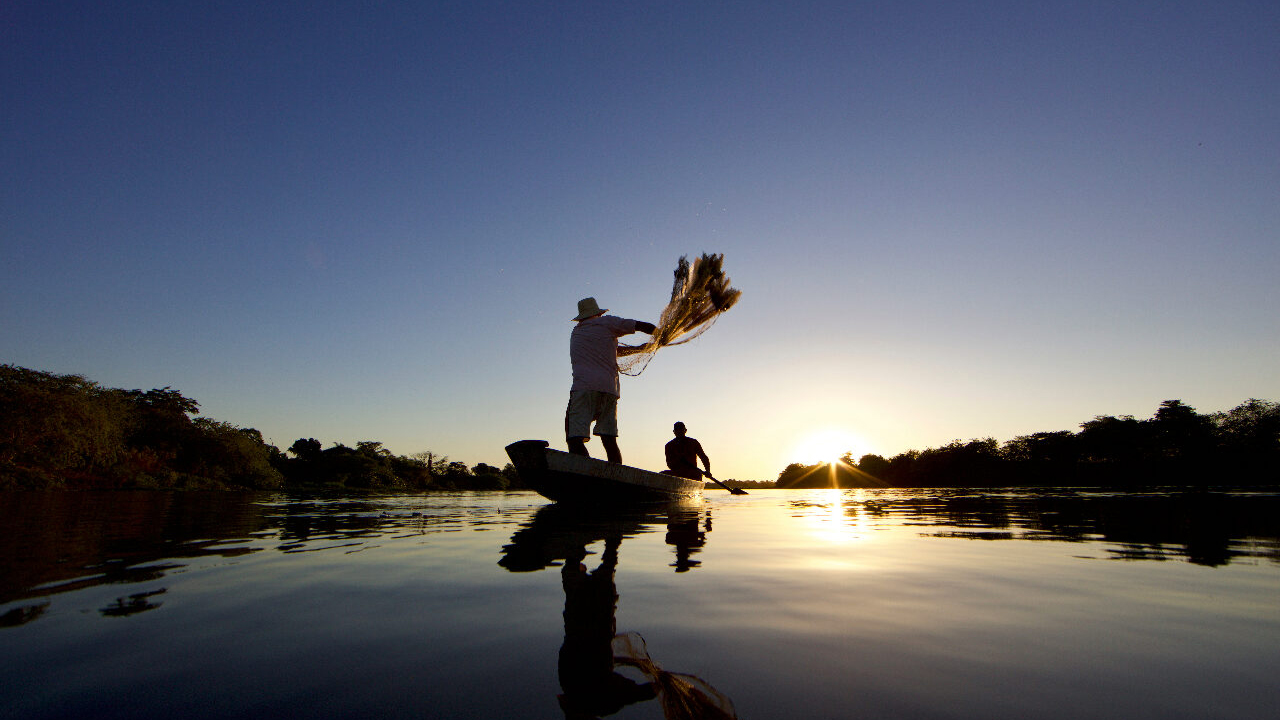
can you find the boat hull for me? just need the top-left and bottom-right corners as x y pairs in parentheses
(505, 440), (703, 504)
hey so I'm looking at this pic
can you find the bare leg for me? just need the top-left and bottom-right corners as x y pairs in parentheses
(601, 436), (622, 464)
(568, 437), (590, 457)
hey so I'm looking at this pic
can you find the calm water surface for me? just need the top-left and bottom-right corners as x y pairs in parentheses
(2, 489), (1278, 719)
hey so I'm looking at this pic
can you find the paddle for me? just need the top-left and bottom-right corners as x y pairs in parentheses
(703, 470), (747, 495)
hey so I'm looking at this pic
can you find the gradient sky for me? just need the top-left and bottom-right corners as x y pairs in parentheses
(4, 1), (1278, 481)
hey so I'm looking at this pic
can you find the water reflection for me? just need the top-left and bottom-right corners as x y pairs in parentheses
(0, 491), (532, 624)
(0, 601), (48, 627)
(665, 510), (707, 572)
(797, 489), (1280, 567)
(498, 502), (709, 573)
(4, 488), (1276, 636)
(559, 535), (656, 716)
(2, 489), (1277, 719)
(99, 588), (166, 617)
(263, 496), (524, 549)
(499, 503), (737, 719)
(0, 492), (268, 612)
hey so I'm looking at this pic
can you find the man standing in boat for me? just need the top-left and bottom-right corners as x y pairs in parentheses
(664, 421), (711, 480)
(567, 297), (656, 464)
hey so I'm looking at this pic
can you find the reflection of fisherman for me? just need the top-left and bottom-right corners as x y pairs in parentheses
(499, 507), (737, 719)
(566, 297), (657, 464)
(665, 509), (707, 573)
(558, 536), (656, 718)
(665, 422), (711, 480)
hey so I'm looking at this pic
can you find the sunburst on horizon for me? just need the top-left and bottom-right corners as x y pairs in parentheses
(789, 427), (867, 467)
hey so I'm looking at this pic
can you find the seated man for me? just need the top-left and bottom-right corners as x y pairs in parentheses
(664, 422), (711, 480)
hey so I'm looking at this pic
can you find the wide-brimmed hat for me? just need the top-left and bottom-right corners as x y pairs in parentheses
(574, 297), (607, 321)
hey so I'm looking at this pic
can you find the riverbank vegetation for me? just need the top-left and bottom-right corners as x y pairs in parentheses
(777, 399), (1280, 488)
(5, 365), (1276, 491)
(1, 365), (519, 491)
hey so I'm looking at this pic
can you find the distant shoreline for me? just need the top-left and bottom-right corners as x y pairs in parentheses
(3, 365), (1277, 492)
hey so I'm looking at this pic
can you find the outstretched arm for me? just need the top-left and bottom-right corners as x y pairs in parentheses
(634, 321), (656, 334)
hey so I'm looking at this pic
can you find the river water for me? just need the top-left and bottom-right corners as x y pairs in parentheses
(2, 488), (1278, 719)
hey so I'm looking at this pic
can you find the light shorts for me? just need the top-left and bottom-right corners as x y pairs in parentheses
(565, 389), (619, 439)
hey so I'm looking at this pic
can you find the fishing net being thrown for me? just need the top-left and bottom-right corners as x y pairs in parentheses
(617, 253), (742, 376)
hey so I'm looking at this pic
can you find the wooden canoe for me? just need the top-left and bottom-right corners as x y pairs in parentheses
(505, 440), (704, 504)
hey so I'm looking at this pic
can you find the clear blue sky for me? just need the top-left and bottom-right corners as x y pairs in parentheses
(4, 1), (1277, 481)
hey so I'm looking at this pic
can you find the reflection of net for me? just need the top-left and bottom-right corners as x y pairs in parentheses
(612, 632), (738, 720)
(618, 253), (742, 376)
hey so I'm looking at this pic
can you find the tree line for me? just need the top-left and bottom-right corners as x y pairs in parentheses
(777, 399), (1280, 488)
(0, 365), (521, 491)
(6, 365), (1276, 491)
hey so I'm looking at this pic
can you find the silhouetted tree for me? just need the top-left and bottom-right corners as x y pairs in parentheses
(1149, 400), (1215, 462)
(856, 454), (890, 479)
(411, 451), (451, 479)
(500, 462), (526, 489)
(915, 438), (1003, 486)
(774, 462), (813, 488)
(183, 419), (283, 489)
(1, 365), (283, 489)
(1212, 399), (1280, 475)
(472, 462), (502, 476)
(1003, 431), (1077, 464)
(1213, 399), (1280, 450)
(356, 440), (390, 457)
(1078, 415), (1145, 466)
(777, 399), (1278, 488)
(1, 366), (128, 486)
(289, 438), (322, 459)
(885, 450), (921, 486)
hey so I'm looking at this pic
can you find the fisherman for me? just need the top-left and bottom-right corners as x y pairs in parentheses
(567, 297), (656, 464)
(664, 421), (711, 480)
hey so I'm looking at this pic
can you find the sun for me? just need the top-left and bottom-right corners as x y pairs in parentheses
(791, 427), (864, 466)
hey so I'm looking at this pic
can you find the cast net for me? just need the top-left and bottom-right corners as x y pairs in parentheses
(617, 253), (742, 376)
(612, 632), (739, 720)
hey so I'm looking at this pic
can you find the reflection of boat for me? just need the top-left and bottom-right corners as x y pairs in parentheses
(498, 503), (654, 572)
(498, 501), (703, 572)
(505, 440), (704, 504)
